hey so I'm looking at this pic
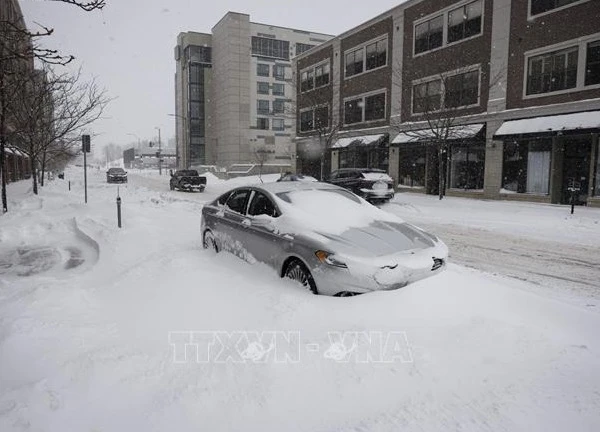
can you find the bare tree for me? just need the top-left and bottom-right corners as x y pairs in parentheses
(392, 65), (501, 199)
(7, 66), (109, 194)
(0, 0), (105, 212)
(253, 146), (270, 183)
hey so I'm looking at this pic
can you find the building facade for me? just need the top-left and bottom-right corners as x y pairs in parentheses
(294, 0), (600, 206)
(0, 0), (34, 184)
(174, 12), (333, 169)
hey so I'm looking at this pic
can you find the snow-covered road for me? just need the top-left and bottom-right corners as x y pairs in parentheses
(1, 168), (599, 431)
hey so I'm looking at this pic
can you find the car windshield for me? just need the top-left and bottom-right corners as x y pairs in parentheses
(108, 168), (125, 173)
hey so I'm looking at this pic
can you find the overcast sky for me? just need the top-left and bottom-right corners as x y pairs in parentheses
(20, 0), (402, 149)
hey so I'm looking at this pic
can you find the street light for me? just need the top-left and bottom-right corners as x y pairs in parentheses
(154, 126), (162, 175)
(168, 113), (186, 169)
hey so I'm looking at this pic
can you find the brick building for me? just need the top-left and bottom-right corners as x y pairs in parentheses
(294, 0), (600, 206)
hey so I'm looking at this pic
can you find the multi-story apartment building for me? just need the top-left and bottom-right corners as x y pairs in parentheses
(0, 0), (34, 183)
(294, 0), (600, 207)
(174, 12), (333, 169)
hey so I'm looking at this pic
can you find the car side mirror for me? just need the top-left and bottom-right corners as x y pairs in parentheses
(169, 169), (174, 177)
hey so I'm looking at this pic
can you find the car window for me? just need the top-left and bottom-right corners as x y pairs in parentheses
(225, 189), (251, 214)
(217, 191), (231, 206)
(248, 192), (279, 217)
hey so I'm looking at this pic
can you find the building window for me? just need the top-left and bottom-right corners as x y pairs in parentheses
(301, 70), (314, 92)
(273, 99), (285, 114)
(257, 63), (270, 77)
(445, 70), (479, 108)
(345, 37), (387, 78)
(257, 100), (270, 115)
(257, 118), (269, 130)
(413, 80), (442, 113)
(300, 110), (313, 132)
(296, 43), (315, 55)
(272, 119), (285, 131)
(585, 40), (600, 86)
(398, 145), (427, 187)
(257, 82), (270, 94)
(530, 0), (582, 16)
(345, 48), (364, 77)
(415, 15), (443, 55)
(449, 143), (486, 190)
(315, 63), (330, 87)
(252, 37), (290, 60)
(185, 46), (212, 64)
(272, 83), (285, 96)
(526, 47), (578, 95)
(448, 0), (483, 44)
(344, 91), (386, 125)
(365, 39), (387, 70)
(364, 93), (386, 121)
(273, 64), (286, 80)
(503, 139), (552, 194)
(314, 106), (329, 129)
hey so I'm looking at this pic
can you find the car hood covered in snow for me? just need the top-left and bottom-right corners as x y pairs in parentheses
(313, 221), (439, 257)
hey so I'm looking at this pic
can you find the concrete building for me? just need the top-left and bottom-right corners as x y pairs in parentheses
(174, 12), (333, 169)
(294, 0), (600, 207)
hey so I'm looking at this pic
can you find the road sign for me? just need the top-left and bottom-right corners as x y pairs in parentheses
(82, 135), (91, 153)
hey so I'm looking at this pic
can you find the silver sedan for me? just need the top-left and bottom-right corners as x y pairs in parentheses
(201, 182), (448, 296)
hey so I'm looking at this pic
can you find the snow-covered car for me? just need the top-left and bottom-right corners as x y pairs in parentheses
(201, 182), (448, 296)
(276, 173), (318, 182)
(106, 168), (127, 184)
(328, 168), (395, 202)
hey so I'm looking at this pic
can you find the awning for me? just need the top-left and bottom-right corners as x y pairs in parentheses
(494, 111), (600, 137)
(331, 134), (385, 149)
(392, 123), (485, 144)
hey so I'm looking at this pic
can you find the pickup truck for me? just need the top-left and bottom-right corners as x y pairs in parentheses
(169, 169), (206, 192)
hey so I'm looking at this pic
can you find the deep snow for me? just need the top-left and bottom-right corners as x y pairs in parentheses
(0, 168), (599, 431)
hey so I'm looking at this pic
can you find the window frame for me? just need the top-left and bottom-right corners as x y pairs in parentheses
(257, 82), (270, 95)
(257, 63), (270, 77)
(522, 33), (600, 100)
(272, 118), (285, 132)
(300, 59), (331, 93)
(247, 191), (280, 218)
(528, 0), (590, 20)
(257, 99), (270, 116)
(256, 118), (270, 130)
(410, 65), (481, 116)
(273, 64), (286, 80)
(342, 89), (387, 126)
(299, 104), (330, 132)
(343, 35), (389, 80)
(272, 83), (285, 96)
(413, 0), (484, 58)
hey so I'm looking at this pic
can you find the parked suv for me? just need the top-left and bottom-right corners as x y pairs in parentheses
(327, 168), (394, 202)
(106, 168), (128, 184)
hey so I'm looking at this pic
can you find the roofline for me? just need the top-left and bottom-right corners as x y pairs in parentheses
(249, 20), (335, 39)
(295, 0), (419, 60)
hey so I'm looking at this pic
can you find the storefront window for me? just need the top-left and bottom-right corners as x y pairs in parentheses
(502, 139), (552, 194)
(398, 145), (426, 187)
(449, 143), (485, 190)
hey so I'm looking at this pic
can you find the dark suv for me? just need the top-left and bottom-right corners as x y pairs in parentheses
(327, 168), (394, 202)
(106, 168), (128, 183)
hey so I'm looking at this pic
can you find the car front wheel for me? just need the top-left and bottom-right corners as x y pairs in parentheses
(284, 259), (317, 294)
(203, 230), (218, 252)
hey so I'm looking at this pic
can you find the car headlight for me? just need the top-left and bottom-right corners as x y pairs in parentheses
(315, 250), (347, 268)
